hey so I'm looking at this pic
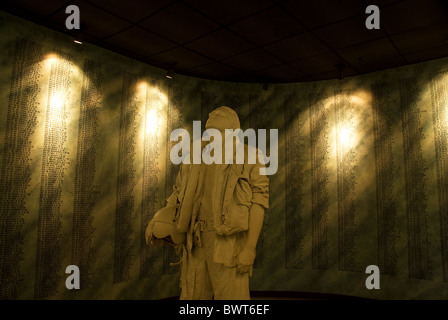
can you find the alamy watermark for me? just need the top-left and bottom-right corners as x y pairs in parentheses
(65, 5), (80, 30)
(65, 4), (380, 32)
(365, 5), (380, 30)
(170, 121), (278, 175)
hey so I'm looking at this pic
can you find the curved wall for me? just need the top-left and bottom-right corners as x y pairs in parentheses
(1, 11), (448, 299)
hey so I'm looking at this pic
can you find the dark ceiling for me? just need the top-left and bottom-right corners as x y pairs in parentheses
(1, 0), (448, 83)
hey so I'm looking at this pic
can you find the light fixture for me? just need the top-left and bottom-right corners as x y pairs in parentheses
(166, 68), (174, 79)
(73, 32), (83, 44)
(165, 62), (176, 79)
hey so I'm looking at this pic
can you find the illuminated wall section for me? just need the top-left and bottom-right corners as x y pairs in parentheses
(72, 58), (102, 290)
(429, 71), (448, 282)
(284, 92), (306, 269)
(35, 50), (73, 299)
(1, 11), (448, 300)
(309, 90), (330, 271)
(371, 82), (399, 277)
(0, 38), (43, 300)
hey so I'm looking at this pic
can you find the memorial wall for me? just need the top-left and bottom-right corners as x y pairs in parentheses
(0, 10), (447, 299)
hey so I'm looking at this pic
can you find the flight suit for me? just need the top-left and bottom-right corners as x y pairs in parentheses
(166, 141), (269, 300)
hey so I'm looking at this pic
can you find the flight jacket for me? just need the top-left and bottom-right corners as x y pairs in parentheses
(165, 141), (269, 266)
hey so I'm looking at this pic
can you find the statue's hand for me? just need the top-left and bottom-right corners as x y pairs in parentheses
(236, 246), (256, 276)
(145, 223), (152, 245)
